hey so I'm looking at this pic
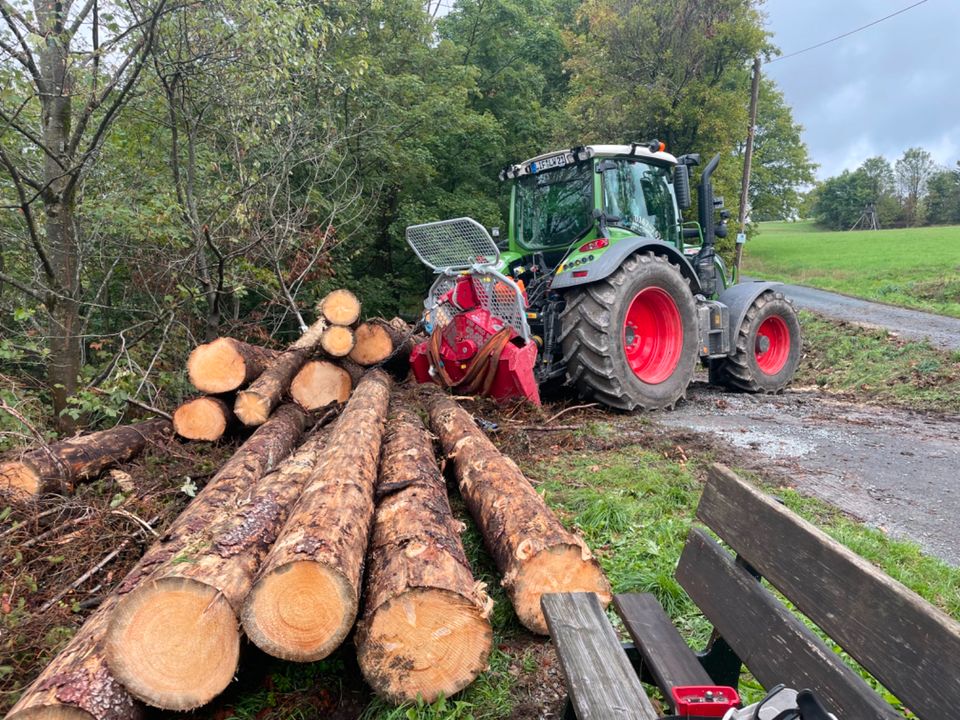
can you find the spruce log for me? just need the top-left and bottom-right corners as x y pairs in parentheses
(319, 325), (355, 358)
(172, 397), (232, 441)
(0, 418), (171, 497)
(187, 338), (279, 394)
(318, 289), (361, 326)
(234, 318), (327, 426)
(356, 405), (492, 704)
(348, 319), (408, 366)
(7, 405), (310, 719)
(105, 419), (332, 710)
(290, 361), (352, 411)
(427, 395), (611, 634)
(242, 371), (391, 661)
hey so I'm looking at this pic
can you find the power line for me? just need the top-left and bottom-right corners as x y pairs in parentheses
(767, 0), (930, 64)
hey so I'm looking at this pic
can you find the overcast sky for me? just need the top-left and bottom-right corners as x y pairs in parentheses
(762, 0), (959, 179)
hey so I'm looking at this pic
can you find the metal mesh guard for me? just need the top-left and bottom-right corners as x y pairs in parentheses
(425, 271), (529, 342)
(406, 217), (500, 271)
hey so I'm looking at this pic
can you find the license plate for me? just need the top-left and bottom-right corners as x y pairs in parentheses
(532, 153), (572, 173)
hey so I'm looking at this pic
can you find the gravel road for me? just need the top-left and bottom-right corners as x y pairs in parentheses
(744, 279), (960, 352)
(657, 384), (960, 566)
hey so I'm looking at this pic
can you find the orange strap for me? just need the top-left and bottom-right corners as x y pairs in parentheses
(428, 325), (513, 396)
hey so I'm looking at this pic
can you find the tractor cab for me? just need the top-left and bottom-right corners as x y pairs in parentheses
(405, 141), (801, 411)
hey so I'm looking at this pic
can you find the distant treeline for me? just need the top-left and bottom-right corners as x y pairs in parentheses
(808, 149), (960, 230)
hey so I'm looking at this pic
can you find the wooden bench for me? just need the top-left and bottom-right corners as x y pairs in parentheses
(542, 464), (960, 720)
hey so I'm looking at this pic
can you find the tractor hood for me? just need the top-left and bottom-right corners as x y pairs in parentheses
(499, 143), (678, 181)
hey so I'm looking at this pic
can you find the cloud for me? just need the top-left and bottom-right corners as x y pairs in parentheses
(763, 0), (960, 178)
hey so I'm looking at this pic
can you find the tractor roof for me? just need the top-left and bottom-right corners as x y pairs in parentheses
(499, 143), (678, 181)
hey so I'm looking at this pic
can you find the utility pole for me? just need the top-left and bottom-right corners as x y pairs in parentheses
(734, 57), (761, 282)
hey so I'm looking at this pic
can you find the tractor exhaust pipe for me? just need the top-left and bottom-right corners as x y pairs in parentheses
(695, 153), (721, 297)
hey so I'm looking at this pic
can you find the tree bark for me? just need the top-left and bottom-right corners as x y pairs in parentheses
(318, 288), (361, 326)
(356, 405), (492, 704)
(172, 397), (232, 441)
(0, 418), (172, 497)
(426, 395), (611, 634)
(105, 416), (331, 710)
(242, 370), (391, 661)
(290, 361), (352, 411)
(234, 317), (327, 426)
(7, 405), (310, 720)
(187, 338), (280, 394)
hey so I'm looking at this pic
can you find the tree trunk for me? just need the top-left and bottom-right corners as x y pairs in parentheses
(319, 325), (355, 358)
(356, 405), (492, 704)
(187, 338), (280, 394)
(348, 319), (410, 366)
(290, 361), (352, 410)
(0, 418), (172, 497)
(427, 395), (611, 634)
(234, 318), (327, 426)
(172, 397), (232, 441)
(37, 11), (80, 433)
(7, 405), (309, 720)
(242, 370), (391, 661)
(318, 288), (361, 326)
(105, 417), (331, 710)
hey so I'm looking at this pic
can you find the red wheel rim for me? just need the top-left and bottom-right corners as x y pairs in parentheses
(622, 287), (683, 384)
(755, 315), (790, 375)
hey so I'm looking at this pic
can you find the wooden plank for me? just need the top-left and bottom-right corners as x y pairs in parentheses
(676, 528), (901, 720)
(698, 463), (960, 720)
(614, 592), (713, 699)
(541, 593), (658, 720)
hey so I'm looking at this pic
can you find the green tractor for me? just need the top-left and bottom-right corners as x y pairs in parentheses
(406, 141), (801, 409)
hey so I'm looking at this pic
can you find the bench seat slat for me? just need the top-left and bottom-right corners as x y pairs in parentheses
(677, 528), (901, 720)
(698, 464), (960, 720)
(541, 593), (659, 720)
(614, 592), (713, 697)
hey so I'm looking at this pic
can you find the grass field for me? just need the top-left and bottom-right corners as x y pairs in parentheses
(743, 221), (960, 318)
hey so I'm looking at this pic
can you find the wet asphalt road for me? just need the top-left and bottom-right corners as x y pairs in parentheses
(743, 278), (960, 352)
(657, 384), (960, 566)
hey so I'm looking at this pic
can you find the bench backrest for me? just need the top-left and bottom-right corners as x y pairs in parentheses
(676, 464), (960, 720)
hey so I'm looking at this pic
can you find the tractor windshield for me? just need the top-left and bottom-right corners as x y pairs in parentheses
(515, 162), (594, 250)
(600, 159), (679, 243)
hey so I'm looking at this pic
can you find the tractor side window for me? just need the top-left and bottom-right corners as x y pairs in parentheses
(516, 163), (594, 250)
(601, 160), (679, 243)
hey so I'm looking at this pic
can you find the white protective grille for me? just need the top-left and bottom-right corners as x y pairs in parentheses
(406, 217), (500, 271)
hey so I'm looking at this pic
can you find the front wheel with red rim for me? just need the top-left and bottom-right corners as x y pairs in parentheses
(712, 291), (801, 393)
(560, 251), (699, 411)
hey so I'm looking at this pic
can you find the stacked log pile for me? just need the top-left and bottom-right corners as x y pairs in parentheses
(6, 292), (611, 716)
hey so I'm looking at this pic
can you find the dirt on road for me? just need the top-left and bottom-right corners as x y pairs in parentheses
(655, 383), (960, 566)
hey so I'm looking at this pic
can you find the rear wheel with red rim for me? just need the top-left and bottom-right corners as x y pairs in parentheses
(561, 252), (699, 411)
(712, 291), (801, 393)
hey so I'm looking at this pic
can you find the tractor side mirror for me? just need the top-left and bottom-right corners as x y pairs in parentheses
(673, 165), (692, 210)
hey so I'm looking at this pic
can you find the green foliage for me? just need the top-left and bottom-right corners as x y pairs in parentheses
(748, 80), (818, 221)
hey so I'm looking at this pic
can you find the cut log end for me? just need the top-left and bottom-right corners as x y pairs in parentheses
(172, 397), (230, 441)
(319, 289), (361, 326)
(358, 588), (493, 704)
(7, 706), (97, 720)
(349, 323), (394, 366)
(242, 561), (356, 661)
(511, 544), (612, 635)
(187, 338), (249, 394)
(106, 577), (239, 711)
(290, 361), (352, 410)
(320, 326), (355, 357)
(234, 391), (272, 427)
(0, 461), (40, 496)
